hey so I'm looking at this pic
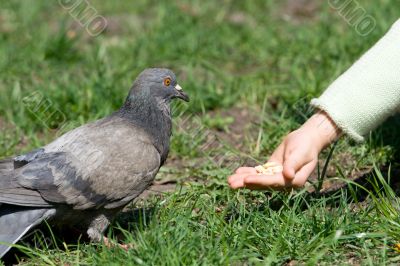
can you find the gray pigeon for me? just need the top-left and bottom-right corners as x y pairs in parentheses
(0, 68), (189, 257)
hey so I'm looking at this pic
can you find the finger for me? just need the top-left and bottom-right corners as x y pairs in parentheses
(283, 150), (310, 180)
(292, 160), (317, 186)
(244, 172), (309, 191)
(282, 159), (297, 180)
(235, 167), (258, 174)
(243, 173), (290, 190)
(228, 173), (250, 189)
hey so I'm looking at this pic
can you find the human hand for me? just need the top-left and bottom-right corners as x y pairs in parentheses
(228, 111), (341, 190)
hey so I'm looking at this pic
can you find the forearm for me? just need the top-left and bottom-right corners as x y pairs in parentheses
(301, 111), (341, 152)
(311, 19), (400, 142)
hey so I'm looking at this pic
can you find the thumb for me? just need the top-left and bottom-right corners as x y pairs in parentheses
(282, 152), (304, 180)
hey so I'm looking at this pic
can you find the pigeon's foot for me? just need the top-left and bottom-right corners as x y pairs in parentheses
(102, 237), (134, 251)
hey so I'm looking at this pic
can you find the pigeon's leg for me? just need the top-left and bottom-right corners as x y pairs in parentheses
(87, 213), (133, 251)
(87, 214), (111, 242)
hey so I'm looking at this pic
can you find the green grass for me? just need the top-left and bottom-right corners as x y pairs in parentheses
(0, 0), (399, 264)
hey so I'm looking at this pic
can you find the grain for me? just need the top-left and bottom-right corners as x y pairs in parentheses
(255, 162), (283, 175)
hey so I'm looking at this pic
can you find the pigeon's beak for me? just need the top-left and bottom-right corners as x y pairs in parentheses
(174, 84), (190, 102)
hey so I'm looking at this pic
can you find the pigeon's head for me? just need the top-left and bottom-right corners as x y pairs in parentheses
(128, 68), (189, 103)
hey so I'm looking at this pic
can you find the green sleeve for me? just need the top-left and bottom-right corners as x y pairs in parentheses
(311, 19), (400, 142)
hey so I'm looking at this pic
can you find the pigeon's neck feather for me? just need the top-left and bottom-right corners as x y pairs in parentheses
(117, 96), (172, 163)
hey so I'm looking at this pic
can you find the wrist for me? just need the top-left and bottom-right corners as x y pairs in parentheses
(302, 111), (341, 151)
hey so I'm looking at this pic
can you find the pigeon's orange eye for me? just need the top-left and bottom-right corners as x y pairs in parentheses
(163, 77), (171, 87)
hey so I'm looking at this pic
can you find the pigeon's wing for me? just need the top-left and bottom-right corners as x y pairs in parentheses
(13, 148), (45, 169)
(0, 148), (45, 176)
(0, 152), (84, 207)
(0, 145), (161, 210)
(0, 158), (14, 175)
(0, 171), (51, 207)
(0, 149), (56, 206)
(15, 152), (82, 205)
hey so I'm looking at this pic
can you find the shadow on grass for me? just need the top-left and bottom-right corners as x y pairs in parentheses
(111, 206), (155, 241)
(325, 114), (400, 201)
(2, 207), (155, 265)
(379, 114), (400, 161)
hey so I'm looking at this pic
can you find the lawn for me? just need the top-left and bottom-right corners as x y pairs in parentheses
(0, 0), (400, 265)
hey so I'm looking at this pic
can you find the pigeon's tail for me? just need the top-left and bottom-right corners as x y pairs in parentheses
(0, 206), (55, 258)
